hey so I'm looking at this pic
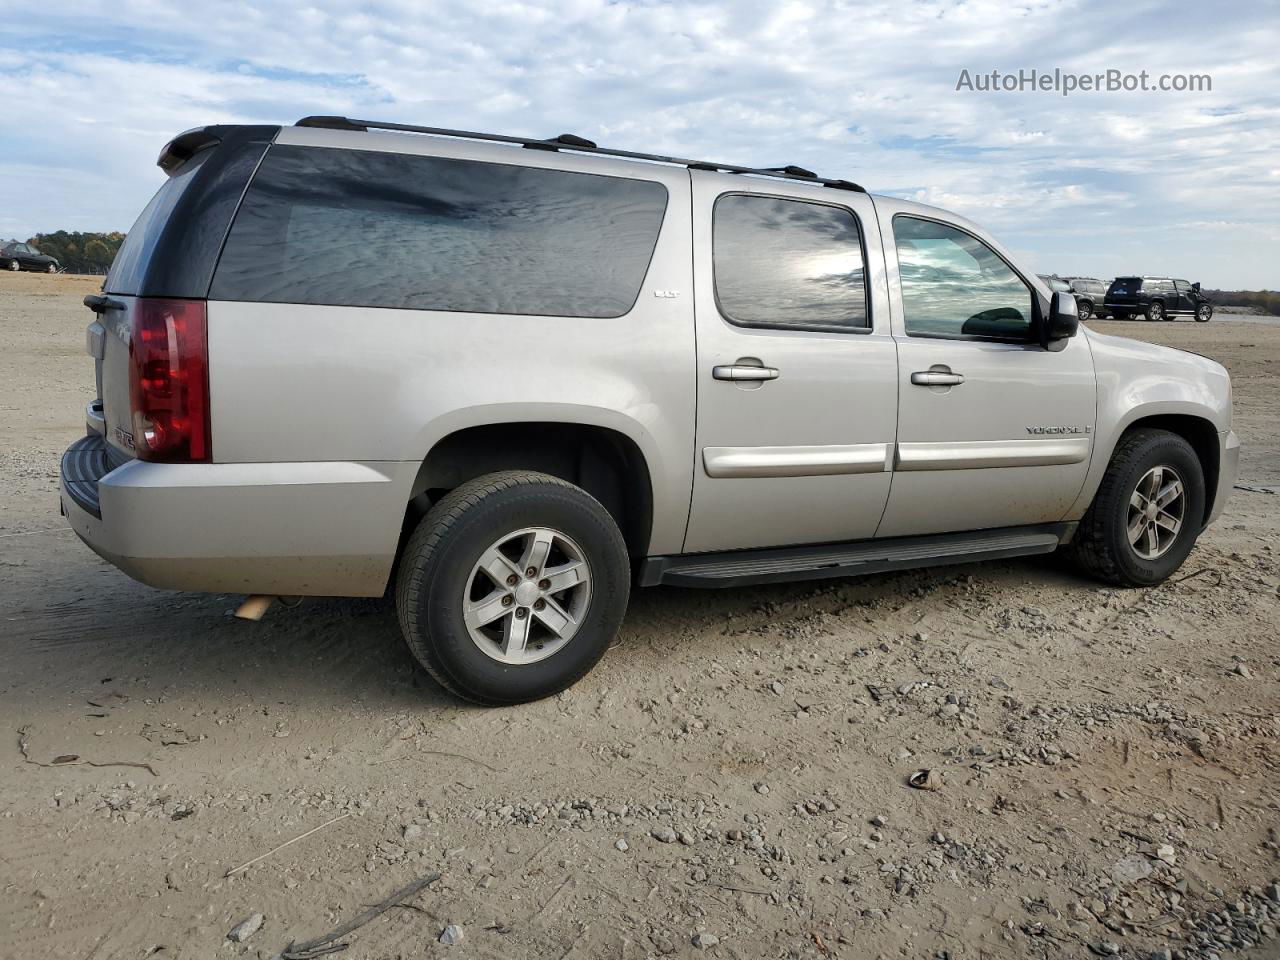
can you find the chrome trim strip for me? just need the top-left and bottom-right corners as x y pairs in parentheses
(704, 443), (891, 479)
(896, 438), (1091, 471)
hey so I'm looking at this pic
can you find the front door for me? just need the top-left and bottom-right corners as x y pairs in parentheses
(682, 173), (899, 553)
(876, 205), (1097, 538)
(1173, 280), (1195, 316)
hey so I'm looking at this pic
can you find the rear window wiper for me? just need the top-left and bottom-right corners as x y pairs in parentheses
(84, 294), (125, 314)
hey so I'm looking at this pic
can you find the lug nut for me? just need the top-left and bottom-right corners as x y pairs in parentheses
(538, 578), (551, 590)
(533, 598), (546, 611)
(515, 608), (528, 619)
(501, 595), (513, 607)
(506, 574), (519, 586)
(525, 567), (537, 577)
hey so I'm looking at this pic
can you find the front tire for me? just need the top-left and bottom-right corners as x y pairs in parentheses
(1069, 428), (1205, 586)
(1196, 304), (1213, 322)
(46, 263), (57, 274)
(395, 471), (630, 705)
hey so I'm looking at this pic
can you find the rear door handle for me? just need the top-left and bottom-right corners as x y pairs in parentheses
(910, 370), (965, 387)
(713, 364), (780, 382)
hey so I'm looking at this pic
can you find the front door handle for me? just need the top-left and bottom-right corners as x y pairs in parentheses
(910, 370), (965, 387)
(713, 364), (780, 382)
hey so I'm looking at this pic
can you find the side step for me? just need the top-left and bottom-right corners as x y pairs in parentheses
(639, 523), (1074, 589)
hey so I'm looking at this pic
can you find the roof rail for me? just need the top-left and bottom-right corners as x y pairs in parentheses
(295, 116), (865, 193)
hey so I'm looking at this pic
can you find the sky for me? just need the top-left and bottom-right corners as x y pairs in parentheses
(0, 0), (1276, 289)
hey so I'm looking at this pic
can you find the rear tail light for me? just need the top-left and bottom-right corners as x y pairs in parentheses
(128, 298), (210, 462)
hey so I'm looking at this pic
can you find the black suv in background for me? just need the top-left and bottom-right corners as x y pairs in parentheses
(1038, 274), (1107, 321)
(1, 241), (60, 273)
(1105, 277), (1213, 322)
(1061, 277), (1109, 320)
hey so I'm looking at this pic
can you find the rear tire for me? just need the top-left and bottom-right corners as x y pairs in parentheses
(395, 471), (630, 705)
(1068, 428), (1205, 586)
(6, 259), (17, 272)
(1145, 301), (1166, 322)
(1077, 299), (1094, 321)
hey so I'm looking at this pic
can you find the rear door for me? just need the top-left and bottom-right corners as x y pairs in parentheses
(683, 174), (897, 554)
(1106, 277), (1140, 313)
(877, 204), (1096, 538)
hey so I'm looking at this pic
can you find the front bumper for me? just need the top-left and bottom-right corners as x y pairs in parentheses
(1208, 429), (1240, 525)
(59, 433), (416, 596)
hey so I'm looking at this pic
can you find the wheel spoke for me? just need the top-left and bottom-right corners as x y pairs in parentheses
(1156, 479), (1183, 508)
(543, 560), (587, 593)
(478, 547), (522, 587)
(1129, 490), (1147, 511)
(464, 590), (510, 629)
(1154, 510), (1182, 534)
(520, 530), (554, 576)
(533, 596), (575, 638)
(501, 611), (532, 656)
(1127, 515), (1147, 546)
(1143, 523), (1160, 557)
(1145, 466), (1163, 500)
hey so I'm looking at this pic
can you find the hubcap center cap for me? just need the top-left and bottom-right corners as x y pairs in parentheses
(514, 580), (540, 606)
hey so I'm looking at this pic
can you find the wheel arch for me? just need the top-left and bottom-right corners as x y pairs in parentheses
(1075, 409), (1221, 528)
(403, 410), (658, 561)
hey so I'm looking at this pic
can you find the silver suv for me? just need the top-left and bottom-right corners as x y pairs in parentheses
(61, 117), (1239, 704)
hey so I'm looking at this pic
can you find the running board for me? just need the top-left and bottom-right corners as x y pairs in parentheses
(639, 523), (1075, 589)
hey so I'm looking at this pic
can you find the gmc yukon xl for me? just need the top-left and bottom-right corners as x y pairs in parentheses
(60, 117), (1240, 704)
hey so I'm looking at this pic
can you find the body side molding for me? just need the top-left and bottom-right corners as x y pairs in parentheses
(895, 437), (1091, 472)
(702, 442), (891, 479)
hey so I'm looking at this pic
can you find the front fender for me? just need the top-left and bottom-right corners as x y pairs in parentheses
(1066, 329), (1232, 519)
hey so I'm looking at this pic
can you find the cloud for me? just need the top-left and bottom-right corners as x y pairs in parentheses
(1, 0), (1276, 286)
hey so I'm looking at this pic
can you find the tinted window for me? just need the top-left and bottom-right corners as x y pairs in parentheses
(713, 195), (868, 331)
(107, 150), (212, 295)
(211, 146), (668, 317)
(893, 216), (1033, 340)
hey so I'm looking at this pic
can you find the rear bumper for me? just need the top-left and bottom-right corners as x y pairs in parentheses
(1208, 429), (1240, 525)
(59, 435), (415, 596)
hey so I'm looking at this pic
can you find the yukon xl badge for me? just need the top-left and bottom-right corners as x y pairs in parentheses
(1026, 425), (1091, 435)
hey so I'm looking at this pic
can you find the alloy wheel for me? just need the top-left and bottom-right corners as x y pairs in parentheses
(1126, 465), (1185, 561)
(462, 526), (592, 665)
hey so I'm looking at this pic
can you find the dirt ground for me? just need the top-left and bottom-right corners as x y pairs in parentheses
(2, 271), (1278, 960)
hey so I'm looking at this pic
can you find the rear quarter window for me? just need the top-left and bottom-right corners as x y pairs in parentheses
(211, 146), (669, 317)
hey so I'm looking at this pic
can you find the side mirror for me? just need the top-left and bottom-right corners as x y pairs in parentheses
(1044, 290), (1079, 344)
(1192, 281), (1201, 292)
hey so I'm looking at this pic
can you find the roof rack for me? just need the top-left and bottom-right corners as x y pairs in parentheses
(295, 116), (865, 193)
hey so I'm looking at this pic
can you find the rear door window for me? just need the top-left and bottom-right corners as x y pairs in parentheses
(211, 146), (669, 317)
(712, 194), (869, 332)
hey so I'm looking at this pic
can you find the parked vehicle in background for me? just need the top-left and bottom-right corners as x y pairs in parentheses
(1061, 277), (1109, 320)
(1106, 277), (1213, 322)
(1, 241), (60, 273)
(59, 117), (1238, 705)
(1038, 275), (1105, 321)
